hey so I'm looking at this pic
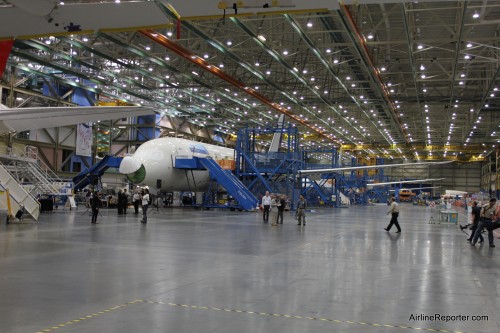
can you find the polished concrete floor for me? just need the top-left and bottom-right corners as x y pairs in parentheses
(1, 204), (499, 333)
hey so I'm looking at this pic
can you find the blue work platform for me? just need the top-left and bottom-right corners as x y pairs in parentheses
(175, 157), (258, 211)
(72, 156), (123, 190)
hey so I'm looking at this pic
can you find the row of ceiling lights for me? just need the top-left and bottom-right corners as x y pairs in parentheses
(362, 10), (493, 159)
(34, 14), (484, 158)
(149, 20), (398, 152)
(69, 5), (497, 159)
(159, 26), (388, 147)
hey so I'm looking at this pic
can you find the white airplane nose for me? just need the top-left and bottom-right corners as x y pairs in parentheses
(120, 156), (147, 183)
(119, 156), (142, 174)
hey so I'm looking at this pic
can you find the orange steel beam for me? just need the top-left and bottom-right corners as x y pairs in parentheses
(139, 29), (338, 144)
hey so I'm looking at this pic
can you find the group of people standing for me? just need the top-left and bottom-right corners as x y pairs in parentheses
(89, 188), (150, 224)
(261, 191), (286, 225)
(261, 192), (307, 226)
(120, 189), (151, 223)
(129, 188), (150, 223)
(117, 189), (128, 215)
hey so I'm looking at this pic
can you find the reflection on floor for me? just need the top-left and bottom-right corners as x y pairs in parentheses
(0, 204), (498, 333)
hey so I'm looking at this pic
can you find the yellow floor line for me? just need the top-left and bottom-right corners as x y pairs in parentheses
(35, 300), (146, 333)
(35, 299), (471, 333)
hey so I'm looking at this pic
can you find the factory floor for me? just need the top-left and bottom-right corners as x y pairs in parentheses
(0, 204), (499, 333)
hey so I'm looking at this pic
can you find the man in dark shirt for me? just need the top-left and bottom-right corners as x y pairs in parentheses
(277, 194), (286, 224)
(466, 201), (483, 243)
(91, 191), (100, 224)
(297, 195), (307, 226)
(471, 198), (497, 247)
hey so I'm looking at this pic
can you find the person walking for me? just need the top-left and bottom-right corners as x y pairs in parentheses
(133, 191), (141, 214)
(262, 191), (271, 223)
(140, 189), (150, 224)
(297, 195), (307, 226)
(91, 191), (100, 224)
(466, 201), (483, 243)
(270, 194), (278, 226)
(471, 198), (497, 247)
(385, 197), (401, 233)
(277, 194), (286, 224)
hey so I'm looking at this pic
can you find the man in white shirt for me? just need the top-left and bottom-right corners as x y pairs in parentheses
(384, 197), (401, 233)
(262, 191), (271, 223)
(132, 191), (141, 214)
(141, 189), (150, 224)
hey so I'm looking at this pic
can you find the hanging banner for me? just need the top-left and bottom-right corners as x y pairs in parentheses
(0, 39), (14, 79)
(76, 123), (92, 157)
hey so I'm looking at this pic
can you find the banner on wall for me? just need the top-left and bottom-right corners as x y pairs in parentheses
(76, 123), (92, 157)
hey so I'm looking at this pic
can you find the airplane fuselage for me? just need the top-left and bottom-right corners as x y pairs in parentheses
(119, 137), (234, 192)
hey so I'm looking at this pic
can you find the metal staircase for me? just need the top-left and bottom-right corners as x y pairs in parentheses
(174, 156), (258, 210)
(0, 164), (40, 221)
(72, 155), (123, 190)
(0, 146), (65, 196)
(198, 157), (258, 211)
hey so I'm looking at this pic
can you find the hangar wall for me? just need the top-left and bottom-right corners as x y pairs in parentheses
(384, 163), (482, 195)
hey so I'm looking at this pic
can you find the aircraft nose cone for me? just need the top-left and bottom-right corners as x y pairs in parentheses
(119, 156), (142, 174)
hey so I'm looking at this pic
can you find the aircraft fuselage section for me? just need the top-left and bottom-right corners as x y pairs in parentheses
(120, 137), (234, 191)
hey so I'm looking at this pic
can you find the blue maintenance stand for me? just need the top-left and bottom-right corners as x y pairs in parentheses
(174, 156), (258, 211)
(72, 155), (123, 190)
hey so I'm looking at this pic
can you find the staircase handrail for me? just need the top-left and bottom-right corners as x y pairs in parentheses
(0, 182), (41, 209)
(0, 165), (41, 221)
(0, 182), (22, 207)
(198, 157), (257, 210)
(13, 146), (63, 183)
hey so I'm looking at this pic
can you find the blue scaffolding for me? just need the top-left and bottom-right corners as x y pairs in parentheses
(235, 126), (344, 209)
(335, 158), (391, 205)
(234, 126), (394, 208)
(300, 148), (339, 207)
(235, 126), (303, 208)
